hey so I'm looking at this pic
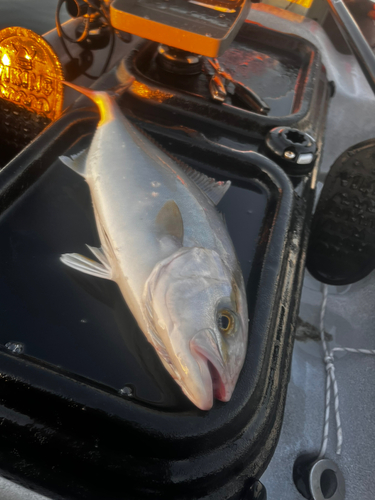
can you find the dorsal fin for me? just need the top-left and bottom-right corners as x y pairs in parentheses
(178, 164), (231, 205)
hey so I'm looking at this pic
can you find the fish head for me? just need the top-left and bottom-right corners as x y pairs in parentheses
(144, 247), (248, 410)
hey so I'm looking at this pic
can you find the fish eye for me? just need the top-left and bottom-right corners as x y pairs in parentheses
(218, 309), (235, 335)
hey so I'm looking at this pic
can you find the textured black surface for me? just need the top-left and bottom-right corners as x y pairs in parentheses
(0, 98), (50, 168)
(307, 139), (375, 285)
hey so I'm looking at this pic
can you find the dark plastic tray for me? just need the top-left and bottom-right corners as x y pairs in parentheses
(0, 135), (267, 408)
(0, 104), (311, 500)
(117, 19), (328, 144)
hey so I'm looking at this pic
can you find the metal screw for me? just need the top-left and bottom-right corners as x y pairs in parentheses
(297, 153), (314, 165)
(284, 150), (296, 160)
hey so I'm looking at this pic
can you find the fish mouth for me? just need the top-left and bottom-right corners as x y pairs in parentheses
(207, 359), (229, 401)
(190, 329), (232, 407)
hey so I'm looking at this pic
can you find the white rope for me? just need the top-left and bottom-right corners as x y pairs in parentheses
(318, 284), (375, 459)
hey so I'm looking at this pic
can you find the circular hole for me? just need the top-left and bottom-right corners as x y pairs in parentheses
(65, 0), (88, 18)
(286, 130), (306, 144)
(66, 0), (79, 17)
(320, 469), (338, 499)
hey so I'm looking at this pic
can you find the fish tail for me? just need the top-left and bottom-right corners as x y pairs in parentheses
(63, 79), (133, 127)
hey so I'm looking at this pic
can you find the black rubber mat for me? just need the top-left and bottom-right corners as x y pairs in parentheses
(307, 138), (375, 285)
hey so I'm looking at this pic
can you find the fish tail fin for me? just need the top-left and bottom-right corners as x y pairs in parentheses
(62, 79), (133, 126)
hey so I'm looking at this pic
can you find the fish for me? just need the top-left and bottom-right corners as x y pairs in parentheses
(59, 81), (248, 410)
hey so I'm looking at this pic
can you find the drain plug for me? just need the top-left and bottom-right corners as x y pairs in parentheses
(265, 126), (317, 175)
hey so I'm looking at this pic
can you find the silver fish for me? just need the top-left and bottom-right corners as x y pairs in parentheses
(59, 82), (248, 410)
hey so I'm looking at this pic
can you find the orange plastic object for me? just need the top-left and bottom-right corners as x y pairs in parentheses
(110, 0), (251, 57)
(288, 0), (313, 8)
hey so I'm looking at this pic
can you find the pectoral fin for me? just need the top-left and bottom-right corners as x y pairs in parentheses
(155, 200), (184, 244)
(59, 149), (88, 178)
(60, 251), (112, 280)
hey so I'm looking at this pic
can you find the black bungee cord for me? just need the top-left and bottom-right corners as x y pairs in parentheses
(55, 0), (116, 80)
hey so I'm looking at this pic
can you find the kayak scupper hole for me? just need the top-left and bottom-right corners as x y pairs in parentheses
(320, 469), (338, 499)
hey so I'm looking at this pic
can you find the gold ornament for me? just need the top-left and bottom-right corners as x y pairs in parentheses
(0, 27), (64, 122)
